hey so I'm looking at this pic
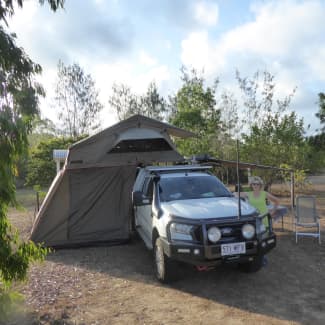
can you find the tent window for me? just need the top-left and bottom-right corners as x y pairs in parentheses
(108, 138), (173, 153)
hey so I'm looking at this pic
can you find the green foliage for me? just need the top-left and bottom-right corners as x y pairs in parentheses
(316, 92), (325, 132)
(232, 70), (308, 185)
(235, 70), (296, 131)
(305, 133), (325, 173)
(169, 67), (222, 156)
(303, 93), (325, 173)
(240, 112), (308, 185)
(33, 185), (47, 204)
(0, 0), (64, 290)
(0, 289), (24, 322)
(219, 90), (240, 139)
(280, 163), (310, 191)
(109, 81), (166, 121)
(242, 112), (305, 164)
(0, 1), (64, 24)
(26, 136), (81, 187)
(0, 28), (42, 207)
(0, 214), (48, 286)
(55, 60), (103, 138)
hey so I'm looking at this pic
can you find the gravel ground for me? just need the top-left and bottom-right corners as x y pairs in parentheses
(4, 183), (325, 325)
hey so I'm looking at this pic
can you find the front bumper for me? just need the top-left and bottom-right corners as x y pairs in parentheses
(160, 233), (276, 267)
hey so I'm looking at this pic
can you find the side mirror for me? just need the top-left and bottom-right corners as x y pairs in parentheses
(153, 175), (160, 182)
(133, 191), (150, 206)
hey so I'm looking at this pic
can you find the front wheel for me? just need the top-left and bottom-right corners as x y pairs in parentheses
(154, 238), (179, 283)
(238, 255), (264, 273)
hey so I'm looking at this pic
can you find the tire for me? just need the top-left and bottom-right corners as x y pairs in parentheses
(154, 237), (179, 283)
(238, 255), (264, 273)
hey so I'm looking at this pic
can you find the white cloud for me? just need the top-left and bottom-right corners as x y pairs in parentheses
(5, 0), (324, 134)
(133, 65), (171, 93)
(182, 0), (325, 73)
(181, 31), (226, 74)
(181, 31), (209, 70)
(180, 0), (325, 132)
(193, 1), (219, 26)
(138, 50), (157, 67)
(306, 47), (325, 81)
(221, 0), (324, 58)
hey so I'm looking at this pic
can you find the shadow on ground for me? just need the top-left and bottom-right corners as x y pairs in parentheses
(43, 227), (325, 325)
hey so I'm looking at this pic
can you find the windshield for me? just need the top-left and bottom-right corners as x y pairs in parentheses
(159, 175), (232, 202)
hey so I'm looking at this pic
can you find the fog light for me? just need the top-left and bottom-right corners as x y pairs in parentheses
(242, 224), (255, 239)
(194, 249), (200, 255)
(267, 238), (275, 244)
(207, 227), (221, 243)
(261, 241), (266, 247)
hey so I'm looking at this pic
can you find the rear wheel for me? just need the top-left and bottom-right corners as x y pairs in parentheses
(238, 255), (264, 273)
(154, 237), (179, 283)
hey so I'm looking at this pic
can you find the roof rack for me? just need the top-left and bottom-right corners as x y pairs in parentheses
(146, 165), (212, 174)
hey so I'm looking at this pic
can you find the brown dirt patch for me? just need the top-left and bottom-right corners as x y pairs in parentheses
(5, 182), (325, 325)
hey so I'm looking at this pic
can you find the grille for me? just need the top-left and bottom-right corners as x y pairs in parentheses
(192, 222), (256, 245)
(206, 222), (255, 245)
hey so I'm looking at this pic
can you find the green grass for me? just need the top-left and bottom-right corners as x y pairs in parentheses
(15, 188), (37, 208)
(14, 187), (47, 209)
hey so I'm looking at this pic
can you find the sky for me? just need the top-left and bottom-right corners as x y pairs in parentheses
(7, 0), (325, 134)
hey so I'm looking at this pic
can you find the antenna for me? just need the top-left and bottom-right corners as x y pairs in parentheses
(236, 139), (241, 220)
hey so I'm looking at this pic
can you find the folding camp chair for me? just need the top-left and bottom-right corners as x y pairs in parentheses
(294, 195), (321, 244)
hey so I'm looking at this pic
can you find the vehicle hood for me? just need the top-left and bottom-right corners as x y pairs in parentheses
(161, 197), (256, 219)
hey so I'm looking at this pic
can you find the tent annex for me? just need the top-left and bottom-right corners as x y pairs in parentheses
(30, 115), (194, 248)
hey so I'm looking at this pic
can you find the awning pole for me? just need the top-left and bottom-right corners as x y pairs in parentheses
(290, 171), (295, 230)
(290, 171), (295, 208)
(236, 140), (241, 220)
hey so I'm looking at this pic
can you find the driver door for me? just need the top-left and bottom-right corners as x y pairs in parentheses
(135, 177), (154, 248)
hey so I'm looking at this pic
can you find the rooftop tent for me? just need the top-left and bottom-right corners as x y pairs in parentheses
(30, 115), (194, 248)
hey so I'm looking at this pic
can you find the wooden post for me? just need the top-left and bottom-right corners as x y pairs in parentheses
(290, 171), (295, 208)
(56, 160), (60, 174)
(290, 171), (295, 230)
(36, 191), (40, 212)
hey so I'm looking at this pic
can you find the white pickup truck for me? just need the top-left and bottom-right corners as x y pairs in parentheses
(132, 165), (276, 283)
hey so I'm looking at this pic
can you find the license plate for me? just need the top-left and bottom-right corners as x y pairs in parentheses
(221, 242), (246, 256)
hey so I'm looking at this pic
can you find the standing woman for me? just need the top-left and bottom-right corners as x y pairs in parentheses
(236, 176), (280, 267)
(236, 176), (280, 223)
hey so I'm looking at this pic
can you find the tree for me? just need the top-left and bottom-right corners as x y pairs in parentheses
(0, 0), (63, 24)
(241, 112), (306, 166)
(305, 92), (325, 173)
(54, 60), (103, 139)
(316, 92), (325, 132)
(26, 136), (84, 187)
(168, 67), (222, 156)
(305, 133), (325, 173)
(235, 70), (296, 132)
(0, 0), (63, 297)
(234, 71), (308, 185)
(139, 82), (167, 120)
(109, 81), (166, 121)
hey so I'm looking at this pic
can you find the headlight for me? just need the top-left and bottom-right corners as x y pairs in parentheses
(207, 227), (221, 243)
(242, 224), (255, 239)
(169, 223), (194, 241)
